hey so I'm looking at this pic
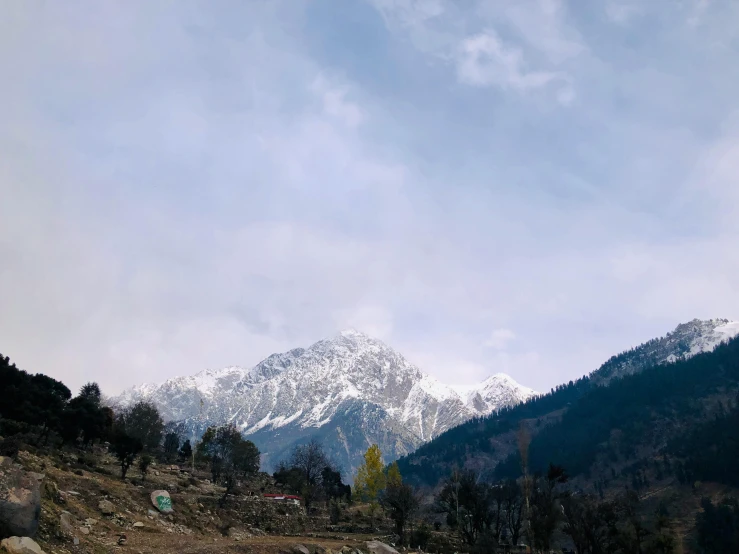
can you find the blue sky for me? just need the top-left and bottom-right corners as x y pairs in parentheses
(1, 0), (738, 395)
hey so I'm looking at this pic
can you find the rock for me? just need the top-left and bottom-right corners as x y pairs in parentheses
(0, 537), (46, 554)
(0, 460), (43, 538)
(133, 522), (144, 528)
(292, 545), (310, 554)
(366, 542), (399, 554)
(73, 537), (79, 546)
(79, 526), (90, 535)
(98, 499), (115, 515)
(42, 481), (62, 504)
(84, 518), (97, 526)
(154, 471), (159, 476)
(58, 512), (75, 536)
(150, 490), (173, 513)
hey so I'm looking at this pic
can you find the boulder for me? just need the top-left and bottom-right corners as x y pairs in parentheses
(0, 460), (42, 539)
(0, 537), (46, 554)
(292, 545), (310, 554)
(58, 512), (75, 536)
(150, 490), (173, 513)
(133, 522), (144, 528)
(98, 500), (115, 515)
(365, 542), (399, 554)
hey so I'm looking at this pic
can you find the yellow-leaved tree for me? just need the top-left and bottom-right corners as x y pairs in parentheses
(386, 460), (402, 488)
(354, 444), (387, 502)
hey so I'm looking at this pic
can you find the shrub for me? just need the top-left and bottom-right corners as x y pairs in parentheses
(410, 522), (432, 549)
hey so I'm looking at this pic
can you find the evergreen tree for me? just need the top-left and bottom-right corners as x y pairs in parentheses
(111, 430), (143, 479)
(179, 439), (193, 462)
(163, 432), (180, 462)
(695, 497), (739, 553)
(139, 453), (153, 481)
(115, 401), (164, 452)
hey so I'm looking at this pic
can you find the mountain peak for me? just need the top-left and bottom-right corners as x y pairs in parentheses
(592, 317), (739, 385)
(339, 328), (367, 338)
(112, 329), (537, 473)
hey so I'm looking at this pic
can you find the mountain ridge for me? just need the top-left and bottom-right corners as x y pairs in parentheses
(111, 329), (536, 474)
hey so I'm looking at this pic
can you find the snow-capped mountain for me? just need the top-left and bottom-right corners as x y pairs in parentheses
(591, 318), (739, 385)
(462, 374), (537, 414)
(112, 329), (536, 474)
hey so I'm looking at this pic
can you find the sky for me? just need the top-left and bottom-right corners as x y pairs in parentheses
(2, 0), (739, 397)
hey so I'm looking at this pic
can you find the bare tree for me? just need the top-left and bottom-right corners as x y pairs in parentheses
(380, 481), (420, 545)
(285, 440), (330, 513)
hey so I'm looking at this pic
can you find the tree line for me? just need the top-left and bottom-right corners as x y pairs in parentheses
(0, 354), (260, 498)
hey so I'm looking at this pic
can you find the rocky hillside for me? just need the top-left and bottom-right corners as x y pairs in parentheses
(112, 330), (536, 476)
(1, 448), (430, 554)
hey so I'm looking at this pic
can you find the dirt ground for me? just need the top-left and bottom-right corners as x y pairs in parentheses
(90, 532), (370, 554)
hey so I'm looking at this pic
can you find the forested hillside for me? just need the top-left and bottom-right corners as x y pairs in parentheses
(398, 330), (739, 490)
(494, 337), (739, 482)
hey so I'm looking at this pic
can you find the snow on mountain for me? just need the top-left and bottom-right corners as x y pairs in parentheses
(591, 318), (739, 385)
(112, 329), (536, 473)
(463, 374), (538, 414)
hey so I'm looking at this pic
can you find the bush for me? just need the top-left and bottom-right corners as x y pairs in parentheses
(77, 453), (97, 468)
(139, 454), (153, 480)
(0, 435), (22, 459)
(409, 522), (432, 549)
(329, 498), (343, 524)
(0, 418), (31, 437)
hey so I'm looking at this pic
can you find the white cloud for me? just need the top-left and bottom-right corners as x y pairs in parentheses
(484, 328), (517, 350)
(311, 75), (365, 128)
(334, 305), (395, 339)
(369, 0), (581, 103)
(605, 0), (644, 24)
(457, 31), (561, 91)
(1, 0), (738, 399)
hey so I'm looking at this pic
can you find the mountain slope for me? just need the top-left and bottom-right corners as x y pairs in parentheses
(591, 318), (739, 385)
(113, 329), (536, 475)
(397, 318), (739, 487)
(494, 333), (739, 482)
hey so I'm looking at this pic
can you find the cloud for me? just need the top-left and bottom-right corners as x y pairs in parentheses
(1, 0), (738, 398)
(455, 30), (575, 103)
(605, 0), (644, 24)
(311, 75), (366, 128)
(369, 0), (582, 103)
(457, 31), (560, 90)
(484, 329), (517, 350)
